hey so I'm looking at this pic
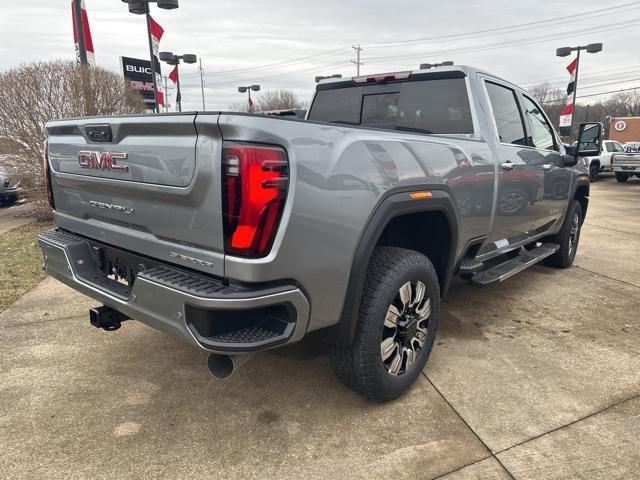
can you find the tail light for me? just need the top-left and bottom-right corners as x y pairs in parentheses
(222, 142), (289, 257)
(42, 139), (55, 209)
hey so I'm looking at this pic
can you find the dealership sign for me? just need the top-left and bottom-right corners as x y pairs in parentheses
(121, 56), (160, 110)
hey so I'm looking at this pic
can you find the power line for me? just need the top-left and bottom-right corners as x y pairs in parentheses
(540, 86), (639, 104)
(180, 2), (638, 82)
(365, 18), (640, 64)
(522, 66), (640, 87)
(363, 1), (640, 49)
(577, 87), (639, 99)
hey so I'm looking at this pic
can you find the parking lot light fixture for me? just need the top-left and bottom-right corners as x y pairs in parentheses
(419, 61), (454, 69)
(159, 51), (198, 112)
(121, 0), (180, 113)
(238, 85), (261, 112)
(315, 74), (343, 83)
(555, 43), (603, 140)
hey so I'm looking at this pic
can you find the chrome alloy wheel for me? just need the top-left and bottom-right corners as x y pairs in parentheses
(380, 281), (431, 376)
(568, 212), (580, 256)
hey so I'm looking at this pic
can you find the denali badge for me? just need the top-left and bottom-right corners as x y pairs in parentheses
(78, 151), (129, 172)
(89, 200), (134, 215)
(169, 252), (214, 268)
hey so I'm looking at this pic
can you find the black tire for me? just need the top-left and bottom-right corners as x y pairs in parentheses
(615, 172), (630, 183)
(330, 247), (440, 402)
(544, 200), (583, 268)
(588, 164), (599, 182)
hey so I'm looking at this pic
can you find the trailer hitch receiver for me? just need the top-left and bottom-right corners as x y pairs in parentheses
(89, 305), (129, 331)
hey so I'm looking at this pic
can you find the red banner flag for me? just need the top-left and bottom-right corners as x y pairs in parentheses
(148, 15), (165, 106)
(168, 66), (178, 84)
(559, 56), (578, 136)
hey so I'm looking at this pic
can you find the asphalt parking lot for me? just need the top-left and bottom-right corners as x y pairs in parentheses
(1, 175), (639, 480)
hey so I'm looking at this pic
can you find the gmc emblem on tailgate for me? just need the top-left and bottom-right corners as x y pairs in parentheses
(78, 151), (129, 173)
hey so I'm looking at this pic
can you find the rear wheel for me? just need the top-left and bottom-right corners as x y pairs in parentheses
(615, 172), (630, 183)
(544, 200), (583, 268)
(330, 247), (440, 402)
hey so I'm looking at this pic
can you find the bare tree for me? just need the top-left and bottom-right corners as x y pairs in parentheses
(0, 60), (145, 217)
(256, 89), (305, 111)
(528, 83), (566, 130)
(227, 89), (305, 112)
(528, 83), (640, 138)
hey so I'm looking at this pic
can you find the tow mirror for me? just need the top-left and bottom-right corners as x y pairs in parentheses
(575, 122), (603, 157)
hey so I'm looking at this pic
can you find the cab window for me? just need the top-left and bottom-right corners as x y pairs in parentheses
(485, 82), (527, 146)
(522, 95), (557, 151)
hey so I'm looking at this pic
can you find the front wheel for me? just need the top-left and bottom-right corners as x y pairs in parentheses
(330, 247), (440, 402)
(589, 164), (599, 182)
(544, 200), (583, 268)
(615, 172), (630, 183)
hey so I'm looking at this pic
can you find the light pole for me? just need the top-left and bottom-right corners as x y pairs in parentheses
(419, 61), (454, 69)
(121, 0), (179, 113)
(159, 52), (197, 112)
(556, 43), (603, 139)
(238, 85), (260, 112)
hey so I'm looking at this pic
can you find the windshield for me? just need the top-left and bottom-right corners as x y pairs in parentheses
(308, 78), (474, 135)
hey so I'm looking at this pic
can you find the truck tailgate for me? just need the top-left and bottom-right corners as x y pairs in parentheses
(46, 113), (226, 277)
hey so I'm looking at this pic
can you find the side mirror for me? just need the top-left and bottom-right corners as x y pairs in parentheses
(576, 122), (604, 157)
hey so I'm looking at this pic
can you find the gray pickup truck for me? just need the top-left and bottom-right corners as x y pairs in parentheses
(611, 151), (640, 182)
(38, 66), (602, 401)
(0, 173), (19, 206)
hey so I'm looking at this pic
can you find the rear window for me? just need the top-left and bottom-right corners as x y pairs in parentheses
(308, 78), (474, 135)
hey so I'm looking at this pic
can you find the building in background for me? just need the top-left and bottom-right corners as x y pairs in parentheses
(609, 116), (640, 143)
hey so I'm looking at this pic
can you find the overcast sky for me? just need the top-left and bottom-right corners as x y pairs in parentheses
(1, 0), (639, 111)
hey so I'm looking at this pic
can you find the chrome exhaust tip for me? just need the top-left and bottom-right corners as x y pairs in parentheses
(207, 353), (252, 379)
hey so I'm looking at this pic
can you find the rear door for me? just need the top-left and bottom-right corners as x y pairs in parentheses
(482, 80), (543, 250)
(47, 113), (226, 276)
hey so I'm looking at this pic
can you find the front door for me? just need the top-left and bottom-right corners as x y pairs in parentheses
(519, 93), (569, 235)
(482, 80), (544, 253)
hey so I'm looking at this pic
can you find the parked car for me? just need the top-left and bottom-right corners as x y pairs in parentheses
(611, 151), (640, 182)
(0, 173), (19, 206)
(584, 139), (626, 182)
(38, 65), (600, 401)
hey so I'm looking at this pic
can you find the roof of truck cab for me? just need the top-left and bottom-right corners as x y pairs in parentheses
(315, 65), (522, 91)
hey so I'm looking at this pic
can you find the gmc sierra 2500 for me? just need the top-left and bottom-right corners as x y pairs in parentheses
(38, 66), (603, 401)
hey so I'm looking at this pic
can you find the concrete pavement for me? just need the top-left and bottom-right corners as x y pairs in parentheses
(0, 202), (35, 235)
(0, 175), (638, 479)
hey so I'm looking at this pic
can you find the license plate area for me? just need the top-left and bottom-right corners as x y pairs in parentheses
(621, 166), (637, 171)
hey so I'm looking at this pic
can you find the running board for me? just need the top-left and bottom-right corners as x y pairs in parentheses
(469, 243), (559, 287)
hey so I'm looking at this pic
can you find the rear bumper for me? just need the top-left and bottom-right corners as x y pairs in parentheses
(37, 229), (310, 354)
(612, 165), (640, 173)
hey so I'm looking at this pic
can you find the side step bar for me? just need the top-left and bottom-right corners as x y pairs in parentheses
(470, 243), (559, 287)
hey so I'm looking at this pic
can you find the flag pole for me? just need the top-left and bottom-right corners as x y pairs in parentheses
(144, 4), (160, 113)
(569, 48), (581, 142)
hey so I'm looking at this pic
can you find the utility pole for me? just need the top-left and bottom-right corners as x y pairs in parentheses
(199, 58), (206, 110)
(351, 45), (363, 76)
(72, 0), (88, 65)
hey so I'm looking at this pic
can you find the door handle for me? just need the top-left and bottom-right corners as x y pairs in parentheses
(542, 164), (552, 171)
(500, 162), (515, 171)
